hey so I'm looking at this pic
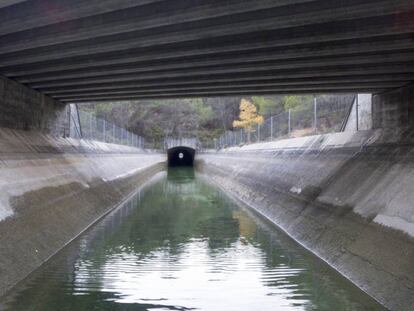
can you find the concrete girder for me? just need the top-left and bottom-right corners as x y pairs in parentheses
(30, 61), (414, 90)
(18, 51), (414, 84)
(2, 8), (414, 67)
(0, 0), (27, 9)
(3, 34), (413, 77)
(0, 0), (317, 55)
(38, 70), (414, 98)
(57, 82), (405, 102)
(46, 75), (414, 97)
(59, 88), (390, 103)
(0, 0), (413, 100)
(0, 0), (164, 36)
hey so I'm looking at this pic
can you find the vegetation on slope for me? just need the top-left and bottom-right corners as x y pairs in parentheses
(79, 94), (354, 148)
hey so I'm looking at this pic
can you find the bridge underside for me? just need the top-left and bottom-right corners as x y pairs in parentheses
(0, 0), (413, 103)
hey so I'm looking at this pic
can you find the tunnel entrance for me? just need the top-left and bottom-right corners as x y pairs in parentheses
(167, 146), (195, 167)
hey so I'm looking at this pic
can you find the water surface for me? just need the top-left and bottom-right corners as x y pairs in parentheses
(0, 168), (386, 310)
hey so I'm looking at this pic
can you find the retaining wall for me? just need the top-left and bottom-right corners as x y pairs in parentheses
(0, 75), (67, 135)
(0, 128), (165, 296)
(372, 83), (414, 129)
(197, 128), (414, 311)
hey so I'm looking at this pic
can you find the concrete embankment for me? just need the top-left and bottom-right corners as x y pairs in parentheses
(0, 128), (165, 297)
(197, 128), (414, 311)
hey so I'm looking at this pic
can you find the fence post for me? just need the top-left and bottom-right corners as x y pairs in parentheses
(258, 124), (260, 142)
(270, 116), (273, 141)
(89, 113), (93, 140)
(111, 124), (114, 143)
(355, 94), (359, 131)
(75, 104), (82, 138)
(288, 109), (291, 135)
(103, 119), (106, 142)
(313, 96), (318, 132)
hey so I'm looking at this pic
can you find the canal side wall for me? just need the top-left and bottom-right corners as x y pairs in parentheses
(197, 128), (414, 311)
(0, 128), (165, 297)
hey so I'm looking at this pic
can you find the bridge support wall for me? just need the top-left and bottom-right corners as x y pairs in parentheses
(372, 83), (414, 129)
(0, 75), (67, 136)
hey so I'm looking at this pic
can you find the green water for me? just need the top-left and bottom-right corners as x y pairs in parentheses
(0, 168), (386, 311)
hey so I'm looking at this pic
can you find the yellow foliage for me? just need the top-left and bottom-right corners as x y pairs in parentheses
(232, 98), (264, 132)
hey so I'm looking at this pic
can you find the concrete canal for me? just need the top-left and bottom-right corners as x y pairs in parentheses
(0, 168), (386, 311)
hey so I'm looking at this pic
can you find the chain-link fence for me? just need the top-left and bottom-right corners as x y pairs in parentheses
(69, 104), (145, 148)
(210, 96), (354, 149)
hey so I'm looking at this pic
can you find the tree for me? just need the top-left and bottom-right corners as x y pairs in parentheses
(251, 96), (284, 117)
(282, 95), (313, 111)
(233, 99), (264, 142)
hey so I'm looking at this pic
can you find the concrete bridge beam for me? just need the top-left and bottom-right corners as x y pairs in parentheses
(0, 0), (412, 101)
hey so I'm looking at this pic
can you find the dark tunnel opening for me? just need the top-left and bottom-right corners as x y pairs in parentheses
(167, 146), (195, 167)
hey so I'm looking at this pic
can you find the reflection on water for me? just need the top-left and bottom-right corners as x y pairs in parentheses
(0, 168), (385, 311)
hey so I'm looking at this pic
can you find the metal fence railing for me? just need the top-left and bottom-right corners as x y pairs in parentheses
(69, 104), (145, 148)
(205, 97), (354, 149)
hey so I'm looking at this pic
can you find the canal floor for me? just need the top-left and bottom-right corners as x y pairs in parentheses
(0, 168), (386, 311)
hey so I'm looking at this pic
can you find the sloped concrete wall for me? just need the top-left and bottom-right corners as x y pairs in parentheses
(0, 128), (165, 296)
(197, 129), (414, 311)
